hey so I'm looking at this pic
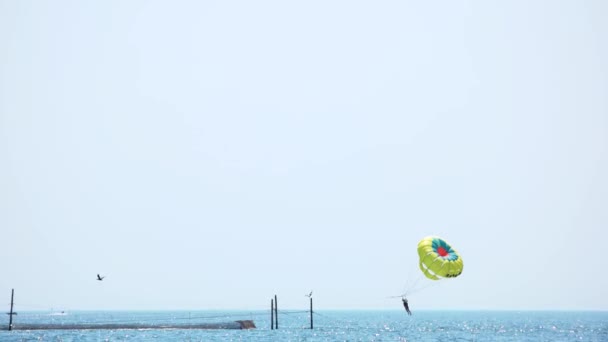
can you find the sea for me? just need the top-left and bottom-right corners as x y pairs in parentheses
(1, 310), (606, 341)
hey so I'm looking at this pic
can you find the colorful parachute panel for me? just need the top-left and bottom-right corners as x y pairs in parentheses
(417, 236), (463, 280)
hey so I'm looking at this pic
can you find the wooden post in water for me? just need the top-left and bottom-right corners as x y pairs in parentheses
(8, 289), (15, 331)
(274, 294), (278, 329)
(270, 298), (274, 330)
(309, 296), (313, 329)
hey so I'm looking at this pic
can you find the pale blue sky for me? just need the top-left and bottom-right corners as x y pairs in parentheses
(1, 0), (607, 311)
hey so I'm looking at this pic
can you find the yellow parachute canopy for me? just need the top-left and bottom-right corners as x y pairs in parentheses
(417, 236), (463, 280)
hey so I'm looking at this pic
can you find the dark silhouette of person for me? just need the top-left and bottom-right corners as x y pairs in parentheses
(402, 297), (412, 315)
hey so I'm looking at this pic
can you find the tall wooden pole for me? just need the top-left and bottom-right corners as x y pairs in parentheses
(8, 289), (15, 331)
(270, 298), (274, 330)
(309, 297), (313, 329)
(274, 294), (278, 329)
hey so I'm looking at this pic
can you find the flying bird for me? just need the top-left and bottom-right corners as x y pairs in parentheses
(96, 274), (105, 281)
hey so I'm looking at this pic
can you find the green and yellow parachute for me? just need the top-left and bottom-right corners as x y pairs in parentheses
(417, 236), (463, 280)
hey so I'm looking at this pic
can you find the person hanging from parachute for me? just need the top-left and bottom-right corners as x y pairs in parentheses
(399, 236), (464, 316)
(402, 297), (412, 315)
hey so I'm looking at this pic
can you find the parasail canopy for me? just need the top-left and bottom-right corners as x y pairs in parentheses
(417, 236), (463, 280)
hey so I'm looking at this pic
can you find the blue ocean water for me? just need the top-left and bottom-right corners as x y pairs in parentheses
(1, 310), (606, 341)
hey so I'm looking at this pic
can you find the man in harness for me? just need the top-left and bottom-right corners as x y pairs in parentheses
(402, 297), (412, 315)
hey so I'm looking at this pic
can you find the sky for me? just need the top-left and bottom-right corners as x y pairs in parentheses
(1, 0), (607, 311)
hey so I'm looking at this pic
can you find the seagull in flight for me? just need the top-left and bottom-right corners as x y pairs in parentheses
(96, 274), (105, 281)
(305, 291), (313, 298)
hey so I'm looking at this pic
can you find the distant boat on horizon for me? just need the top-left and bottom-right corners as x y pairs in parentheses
(48, 309), (68, 316)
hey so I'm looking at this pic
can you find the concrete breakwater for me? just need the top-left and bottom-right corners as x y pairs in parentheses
(4, 320), (256, 331)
